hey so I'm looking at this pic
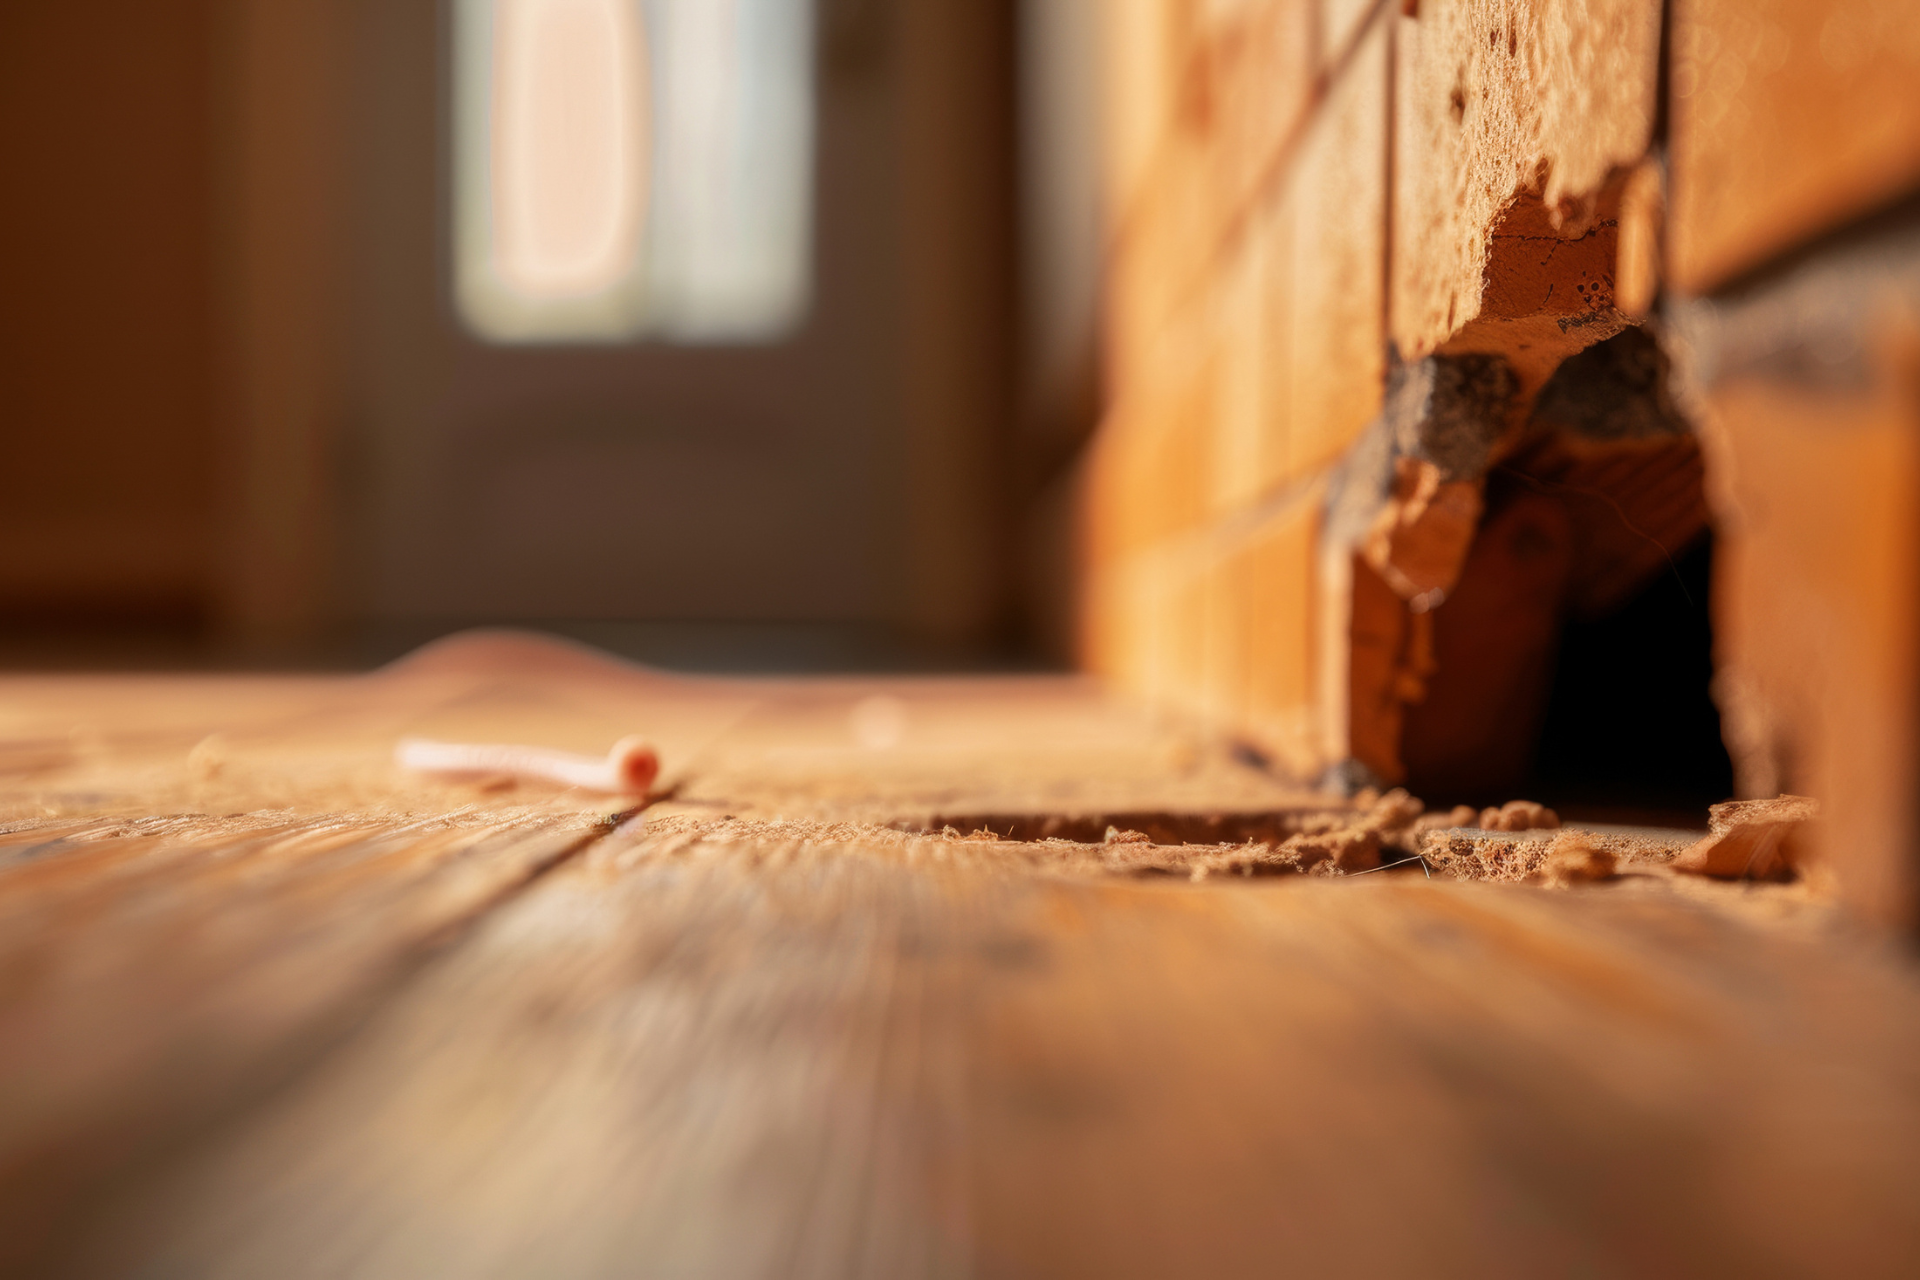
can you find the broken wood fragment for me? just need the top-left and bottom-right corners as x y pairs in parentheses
(1672, 795), (1819, 881)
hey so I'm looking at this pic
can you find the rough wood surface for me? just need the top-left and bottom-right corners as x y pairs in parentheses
(67, 817), (1920, 1279)
(1087, 0), (1671, 787)
(4, 633), (1919, 1276)
(1673, 227), (1920, 927)
(0, 810), (598, 1275)
(1391, 0), (1661, 359)
(1669, 0), (1920, 294)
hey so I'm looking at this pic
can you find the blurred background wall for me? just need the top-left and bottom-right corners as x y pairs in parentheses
(0, 0), (1104, 672)
(0, 2), (222, 646)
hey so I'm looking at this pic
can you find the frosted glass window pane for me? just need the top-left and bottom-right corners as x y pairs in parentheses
(493, 0), (649, 298)
(454, 0), (815, 343)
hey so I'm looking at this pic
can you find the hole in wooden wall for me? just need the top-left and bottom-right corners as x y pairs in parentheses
(1531, 531), (1732, 822)
(1399, 328), (1732, 821)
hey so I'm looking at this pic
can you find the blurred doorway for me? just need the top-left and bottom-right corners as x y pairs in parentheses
(0, 0), (1021, 671)
(341, 0), (1018, 666)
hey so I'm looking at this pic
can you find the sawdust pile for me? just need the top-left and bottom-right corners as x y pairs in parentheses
(1060, 790), (1688, 885)
(1097, 790), (1602, 884)
(637, 792), (1705, 888)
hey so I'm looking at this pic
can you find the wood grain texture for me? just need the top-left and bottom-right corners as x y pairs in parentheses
(1669, 0), (1920, 294)
(1087, 0), (1669, 779)
(63, 814), (1920, 1279)
(1391, 0), (1661, 359)
(5, 635), (1919, 1276)
(0, 809), (600, 1275)
(1102, 0), (1317, 387)
(1701, 377), (1920, 928)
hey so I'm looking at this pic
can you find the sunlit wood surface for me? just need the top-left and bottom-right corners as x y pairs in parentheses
(3, 632), (1918, 1278)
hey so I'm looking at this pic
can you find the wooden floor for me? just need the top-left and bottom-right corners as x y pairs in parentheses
(4, 631), (1918, 1278)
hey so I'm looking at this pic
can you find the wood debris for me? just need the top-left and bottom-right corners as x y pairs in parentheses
(1477, 800), (1561, 831)
(1672, 795), (1819, 881)
(1539, 832), (1618, 887)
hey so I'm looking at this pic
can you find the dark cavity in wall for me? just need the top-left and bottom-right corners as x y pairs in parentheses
(1530, 531), (1732, 821)
(1398, 327), (1731, 822)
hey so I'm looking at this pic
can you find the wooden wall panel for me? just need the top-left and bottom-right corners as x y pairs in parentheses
(1100, 0), (1187, 242)
(1196, 0), (1319, 255)
(1104, 1), (1317, 404)
(1321, 0), (1383, 59)
(1669, 0), (1920, 293)
(1670, 215), (1920, 925)
(1211, 493), (1325, 773)
(1704, 373), (1920, 927)
(1090, 0), (1656, 773)
(1088, 0), (1389, 771)
(1665, 2), (1920, 925)
(1085, 347), (1221, 568)
(1088, 0), (1920, 928)
(1284, 18), (1388, 479)
(0, 0), (220, 624)
(1390, 0), (1661, 360)
(1209, 243), (1274, 517)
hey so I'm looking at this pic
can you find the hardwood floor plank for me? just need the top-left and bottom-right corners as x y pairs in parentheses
(0, 809), (609, 1275)
(0, 631), (1319, 826)
(66, 817), (1920, 1279)
(8, 637), (1916, 1276)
